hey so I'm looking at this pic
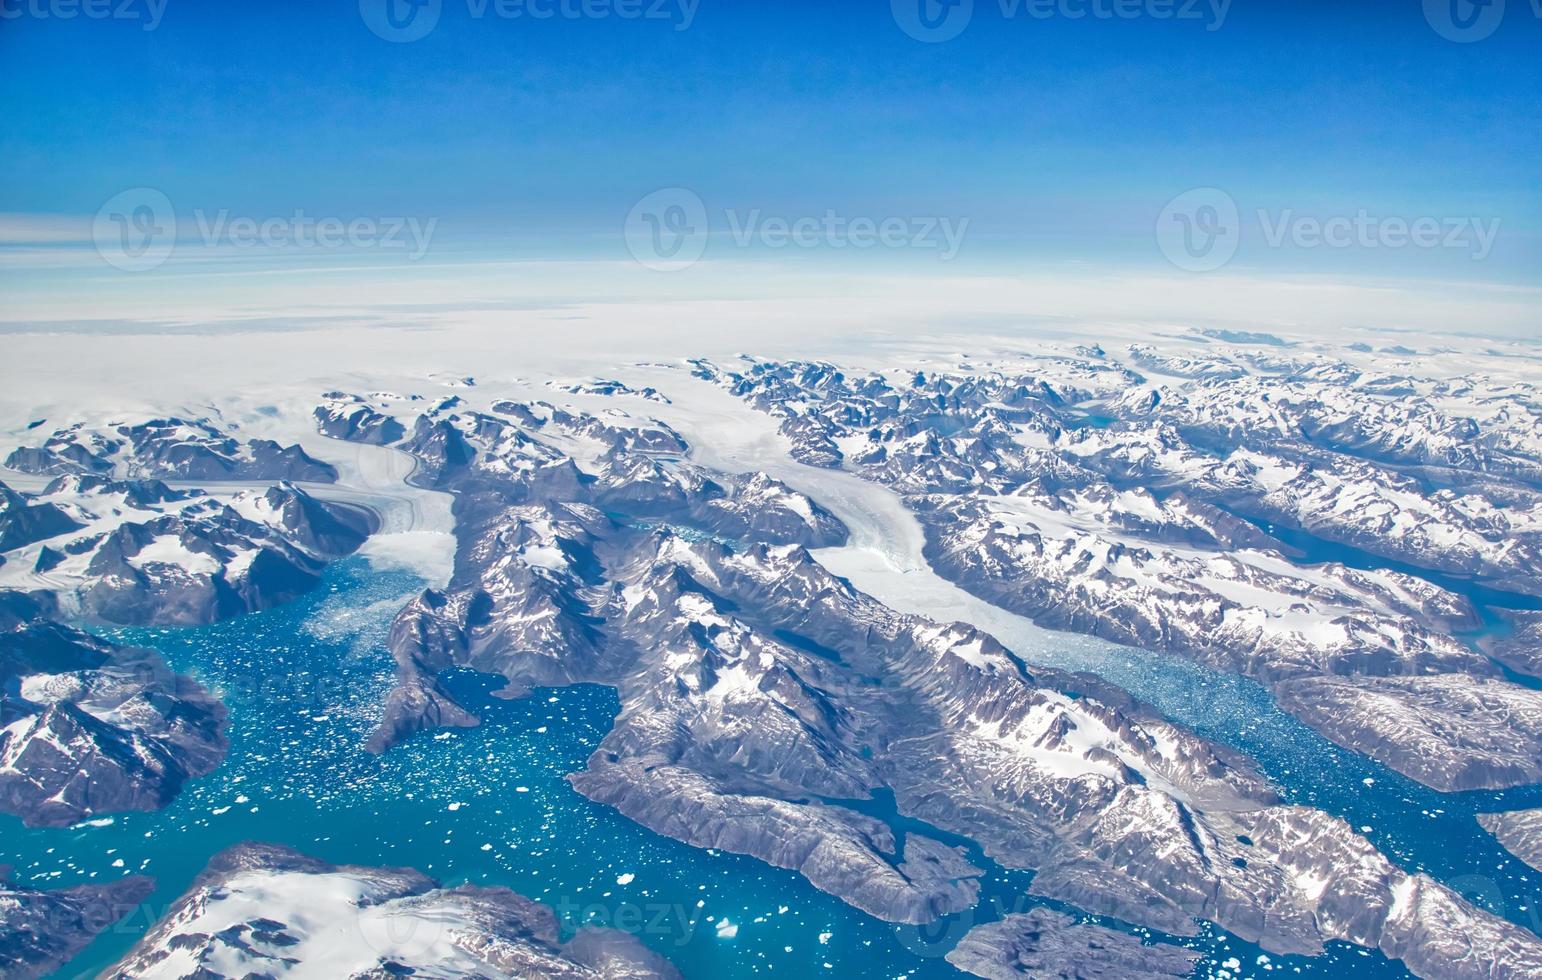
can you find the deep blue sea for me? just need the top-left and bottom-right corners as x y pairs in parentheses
(3, 558), (1537, 979)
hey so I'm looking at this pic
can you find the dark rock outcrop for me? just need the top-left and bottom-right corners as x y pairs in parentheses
(0, 606), (227, 827)
(944, 908), (1200, 979)
(1478, 809), (1542, 874)
(1487, 610), (1542, 680)
(0, 868), (155, 980)
(0, 481), (82, 552)
(314, 392), (407, 445)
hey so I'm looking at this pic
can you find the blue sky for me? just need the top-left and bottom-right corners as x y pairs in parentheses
(3, 0), (1540, 288)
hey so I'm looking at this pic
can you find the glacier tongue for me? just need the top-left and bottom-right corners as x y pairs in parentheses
(325, 379), (1542, 979)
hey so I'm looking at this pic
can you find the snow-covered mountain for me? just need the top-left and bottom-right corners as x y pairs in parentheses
(0, 475), (373, 625)
(0, 592), (227, 827)
(104, 843), (680, 979)
(944, 907), (1200, 979)
(1479, 809), (1542, 874)
(0, 867), (153, 980)
(326, 382), (1542, 979)
(5, 335), (1542, 979)
(690, 350), (1542, 792)
(314, 391), (410, 445)
(7, 417), (338, 483)
(1488, 609), (1542, 678)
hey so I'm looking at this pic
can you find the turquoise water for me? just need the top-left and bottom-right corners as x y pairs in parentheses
(1, 560), (1533, 979)
(1024, 638), (1542, 932)
(1008, 510), (1542, 953)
